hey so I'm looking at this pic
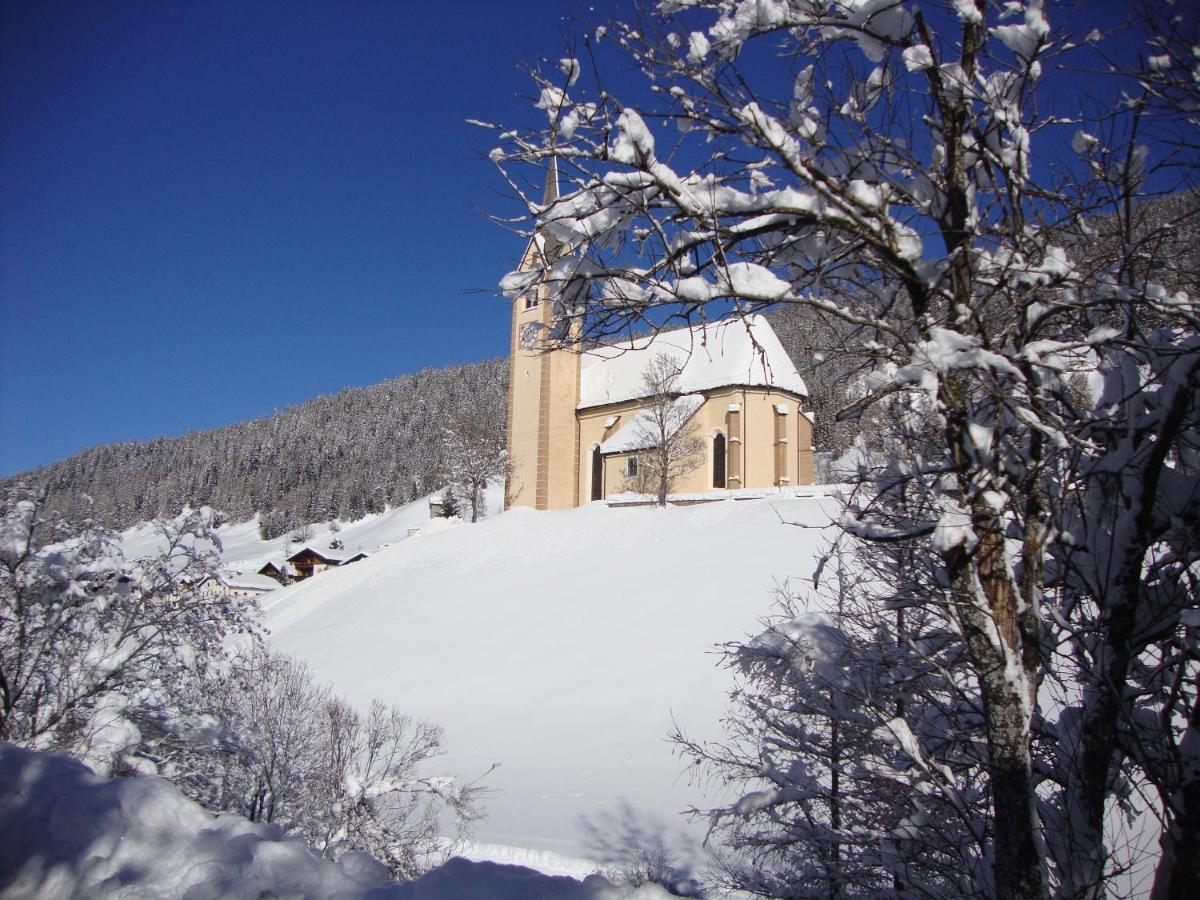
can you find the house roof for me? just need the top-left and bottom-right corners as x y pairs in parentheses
(600, 394), (705, 454)
(578, 314), (807, 410)
(286, 547), (343, 565)
(222, 571), (283, 592)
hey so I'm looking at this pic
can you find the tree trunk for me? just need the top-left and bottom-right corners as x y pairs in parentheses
(980, 672), (1045, 900)
(952, 524), (1047, 900)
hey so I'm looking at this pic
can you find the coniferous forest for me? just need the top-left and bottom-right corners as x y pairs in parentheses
(3, 359), (507, 537)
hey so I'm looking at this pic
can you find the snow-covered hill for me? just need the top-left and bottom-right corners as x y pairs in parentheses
(259, 494), (838, 870)
(120, 485), (504, 579)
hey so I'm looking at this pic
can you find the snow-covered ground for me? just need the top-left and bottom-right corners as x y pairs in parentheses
(260, 494), (837, 868)
(0, 743), (671, 898)
(119, 484), (505, 581)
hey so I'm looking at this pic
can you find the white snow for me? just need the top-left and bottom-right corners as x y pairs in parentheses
(992, 2), (1050, 61)
(599, 394), (704, 453)
(0, 742), (393, 897)
(611, 109), (657, 166)
(0, 743), (671, 898)
(261, 495), (837, 864)
(106, 487), (837, 881)
(579, 314), (808, 409)
(559, 57), (581, 87)
(902, 44), (935, 72)
(952, 0), (983, 24)
(120, 491), (482, 584)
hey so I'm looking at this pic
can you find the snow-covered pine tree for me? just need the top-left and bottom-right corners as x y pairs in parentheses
(676, 543), (991, 896)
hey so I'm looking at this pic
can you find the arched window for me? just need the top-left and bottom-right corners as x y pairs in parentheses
(591, 446), (604, 501)
(713, 433), (727, 489)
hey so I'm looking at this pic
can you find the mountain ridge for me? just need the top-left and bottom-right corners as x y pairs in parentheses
(3, 358), (508, 535)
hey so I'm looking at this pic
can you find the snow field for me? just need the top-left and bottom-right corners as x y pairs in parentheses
(261, 495), (837, 866)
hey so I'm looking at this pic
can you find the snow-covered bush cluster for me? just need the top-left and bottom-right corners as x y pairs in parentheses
(485, 1), (1199, 896)
(0, 492), (256, 768)
(0, 490), (483, 886)
(137, 645), (487, 881)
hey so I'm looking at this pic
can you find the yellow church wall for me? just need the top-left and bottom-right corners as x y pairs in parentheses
(577, 398), (649, 505)
(541, 344), (581, 509)
(505, 298), (547, 509)
(681, 387), (811, 492)
(574, 387), (814, 504)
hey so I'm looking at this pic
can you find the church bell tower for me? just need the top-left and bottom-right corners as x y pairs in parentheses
(504, 158), (581, 510)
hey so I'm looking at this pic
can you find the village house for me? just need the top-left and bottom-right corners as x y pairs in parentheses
(219, 569), (282, 599)
(505, 164), (814, 511)
(276, 546), (368, 581)
(257, 560), (289, 585)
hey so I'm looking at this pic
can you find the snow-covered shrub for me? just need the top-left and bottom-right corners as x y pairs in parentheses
(0, 489), (257, 773)
(599, 848), (702, 898)
(141, 646), (488, 881)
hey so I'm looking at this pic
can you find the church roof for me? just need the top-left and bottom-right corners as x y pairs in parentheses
(578, 314), (807, 410)
(600, 394), (705, 454)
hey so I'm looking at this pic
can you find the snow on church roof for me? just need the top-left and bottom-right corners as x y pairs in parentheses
(600, 394), (705, 454)
(578, 314), (807, 410)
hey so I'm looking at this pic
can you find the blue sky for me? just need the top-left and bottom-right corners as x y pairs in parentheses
(0, 0), (1152, 476)
(1, 0), (579, 475)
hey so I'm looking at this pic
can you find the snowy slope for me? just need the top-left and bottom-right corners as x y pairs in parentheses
(261, 495), (837, 865)
(119, 485), (505, 574)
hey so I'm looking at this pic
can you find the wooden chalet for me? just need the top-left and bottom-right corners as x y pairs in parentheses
(284, 546), (370, 580)
(257, 560), (289, 586)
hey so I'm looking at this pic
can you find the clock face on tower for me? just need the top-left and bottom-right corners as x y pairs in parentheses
(520, 322), (544, 350)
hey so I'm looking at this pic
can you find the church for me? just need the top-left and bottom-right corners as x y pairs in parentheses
(504, 166), (815, 511)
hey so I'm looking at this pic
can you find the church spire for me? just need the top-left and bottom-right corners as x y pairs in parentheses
(542, 154), (559, 205)
(538, 155), (563, 263)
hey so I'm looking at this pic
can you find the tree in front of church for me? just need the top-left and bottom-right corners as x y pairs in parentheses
(631, 353), (704, 506)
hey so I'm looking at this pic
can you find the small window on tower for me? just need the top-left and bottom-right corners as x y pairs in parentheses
(523, 294), (540, 310)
